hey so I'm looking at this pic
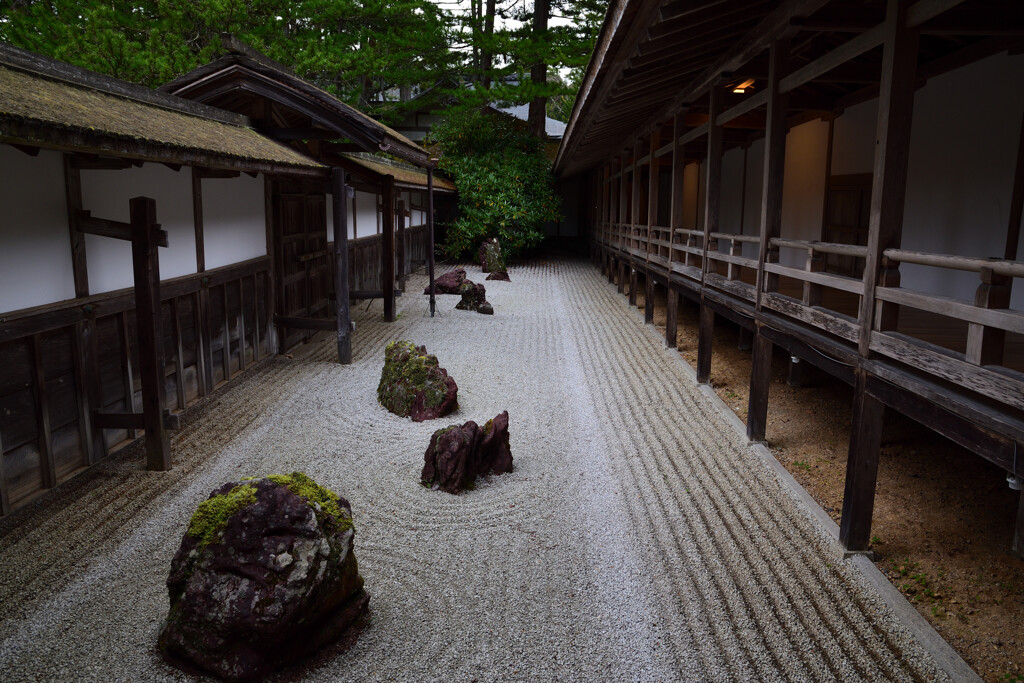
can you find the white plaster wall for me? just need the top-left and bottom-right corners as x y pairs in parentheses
(743, 139), (767, 259)
(779, 118), (830, 267)
(356, 191), (380, 236)
(81, 164), (196, 293)
(900, 53), (1024, 310)
(0, 147), (77, 313)
(832, 99), (878, 176)
(682, 162), (702, 231)
(202, 174), (266, 270)
(325, 192), (359, 242)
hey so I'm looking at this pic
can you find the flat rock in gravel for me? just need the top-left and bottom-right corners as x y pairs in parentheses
(422, 411), (513, 494)
(377, 340), (459, 421)
(423, 268), (467, 294)
(159, 473), (368, 682)
(486, 270), (511, 282)
(455, 281), (493, 314)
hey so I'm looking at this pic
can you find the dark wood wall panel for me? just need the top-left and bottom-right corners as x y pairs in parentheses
(0, 257), (272, 516)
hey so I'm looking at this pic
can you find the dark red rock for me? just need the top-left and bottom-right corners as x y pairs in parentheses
(421, 411), (513, 494)
(423, 268), (468, 294)
(377, 340), (459, 421)
(159, 474), (368, 682)
(486, 271), (510, 282)
(455, 282), (493, 315)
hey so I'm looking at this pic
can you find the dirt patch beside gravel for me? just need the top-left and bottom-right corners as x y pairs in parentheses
(629, 277), (1024, 683)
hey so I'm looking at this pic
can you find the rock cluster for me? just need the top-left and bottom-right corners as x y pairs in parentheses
(455, 281), (493, 315)
(423, 268), (468, 295)
(421, 411), (513, 494)
(377, 340), (459, 421)
(159, 473), (368, 682)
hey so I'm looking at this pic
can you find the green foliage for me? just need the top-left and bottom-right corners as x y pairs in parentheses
(428, 109), (559, 257)
(187, 483), (257, 548)
(0, 0), (457, 123)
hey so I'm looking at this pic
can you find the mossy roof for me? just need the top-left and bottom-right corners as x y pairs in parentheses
(0, 60), (323, 172)
(341, 154), (456, 193)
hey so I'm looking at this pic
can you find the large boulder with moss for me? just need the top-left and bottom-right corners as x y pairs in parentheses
(377, 340), (458, 421)
(455, 282), (493, 315)
(478, 238), (506, 274)
(421, 411), (513, 494)
(423, 268), (468, 295)
(159, 473), (369, 682)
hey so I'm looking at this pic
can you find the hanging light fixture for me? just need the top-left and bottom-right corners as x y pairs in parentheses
(732, 78), (756, 94)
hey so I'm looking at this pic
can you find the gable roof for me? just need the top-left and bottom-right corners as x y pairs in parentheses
(0, 44), (323, 175)
(491, 103), (567, 140)
(338, 153), (456, 193)
(162, 42), (431, 168)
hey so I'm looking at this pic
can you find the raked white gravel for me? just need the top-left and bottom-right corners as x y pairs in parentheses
(0, 258), (949, 682)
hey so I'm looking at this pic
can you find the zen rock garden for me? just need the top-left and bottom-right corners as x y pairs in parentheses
(160, 473), (368, 682)
(423, 265), (496, 314)
(422, 411), (513, 494)
(377, 340), (459, 421)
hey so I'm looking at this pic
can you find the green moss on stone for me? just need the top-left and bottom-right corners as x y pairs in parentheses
(377, 340), (449, 417)
(187, 484), (257, 548)
(267, 472), (353, 534)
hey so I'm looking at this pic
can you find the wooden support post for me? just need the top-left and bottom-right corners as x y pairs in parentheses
(966, 268), (1011, 366)
(666, 287), (679, 348)
(645, 277), (655, 325)
(332, 168), (352, 364)
(787, 354), (810, 388)
(697, 300), (714, 384)
(1014, 489), (1024, 559)
(71, 321), (97, 465)
(427, 165), (436, 318)
(171, 298), (186, 409)
(64, 154), (89, 297)
(746, 327), (773, 442)
(0, 430), (8, 516)
(1005, 109), (1024, 262)
(858, 0), (919, 355)
(669, 111), (686, 269)
(192, 291), (209, 396)
(130, 196), (171, 472)
(647, 132), (660, 262)
(396, 199), (407, 291)
(755, 39), (790, 310)
(618, 260), (626, 294)
(738, 326), (753, 352)
(629, 268), (638, 306)
(382, 175), (396, 322)
(703, 86), (723, 281)
(221, 286), (230, 380)
(31, 334), (56, 488)
(192, 168), (205, 273)
(840, 369), (885, 552)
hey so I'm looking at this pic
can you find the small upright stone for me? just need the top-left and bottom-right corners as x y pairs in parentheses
(421, 411), (513, 494)
(455, 281), (493, 315)
(478, 237), (506, 274)
(377, 340), (458, 421)
(159, 473), (368, 682)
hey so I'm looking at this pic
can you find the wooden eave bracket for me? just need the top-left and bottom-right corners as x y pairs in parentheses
(75, 210), (169, 247)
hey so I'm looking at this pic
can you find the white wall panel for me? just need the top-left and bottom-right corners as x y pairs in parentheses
(202, 174), (266, 270)
(81, 164), (196, 293)
(0, 147), (76, 313)
(780, 119), (830, 266)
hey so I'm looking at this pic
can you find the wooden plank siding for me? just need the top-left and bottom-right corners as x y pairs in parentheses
(0, 257), (273, 513)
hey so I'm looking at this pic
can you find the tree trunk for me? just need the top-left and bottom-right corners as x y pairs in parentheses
(481, 0), (496, 89)
(528, 0), (550, 138)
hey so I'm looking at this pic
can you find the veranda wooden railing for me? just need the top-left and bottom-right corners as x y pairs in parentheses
(704, 232), (760, 302)
(870, 249), (1024, 411)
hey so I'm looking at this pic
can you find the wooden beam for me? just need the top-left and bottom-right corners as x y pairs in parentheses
(382, 176), (396, 322)
(840, 368), (885, 552)
(702, 86), (724, 280)
(1006, 109), (1024, 261)
(192, 168), (205, 272)
(77, 210), (169, 247)
(63, 154), (89, 297)
(195, 167), (241, 179)
(129, 196), (172, 472)
(858, 0), (920, 356)
(332, 168), (352, 364)
(755, 39), (790, 311)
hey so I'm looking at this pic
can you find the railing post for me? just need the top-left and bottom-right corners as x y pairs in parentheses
(802, 247), (824, 306)
(966, 266), (1011, 366)
(755, 38), (790, 312)
(874, 255), (902, 333)
(702, 86), (723, 285)
(728, 238), (742, 281)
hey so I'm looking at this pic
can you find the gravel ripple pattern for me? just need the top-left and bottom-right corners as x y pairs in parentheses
(0, 258), (948, 682)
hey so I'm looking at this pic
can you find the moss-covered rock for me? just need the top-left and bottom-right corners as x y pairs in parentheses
(455, 281), (493, 315)
(377, 340), (458, 421)
(478, 237), (506, 273)
(160, 473), (368, 682)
